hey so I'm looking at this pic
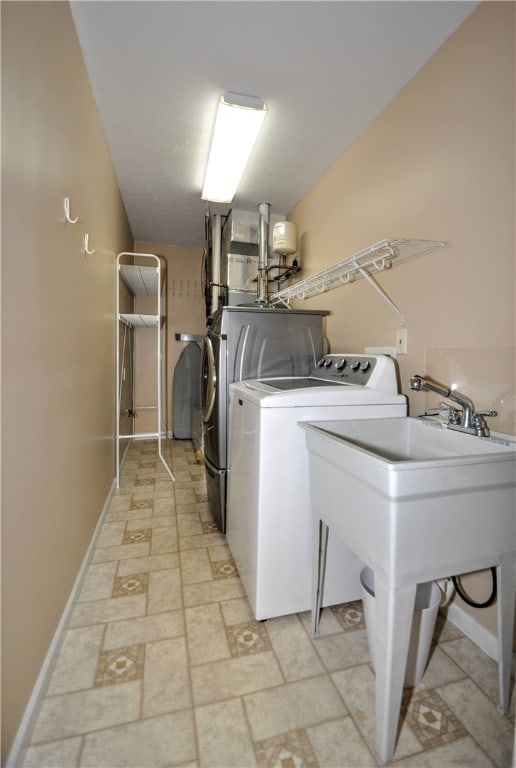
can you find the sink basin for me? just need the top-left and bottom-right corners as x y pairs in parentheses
(301, 416), (516, 763)
(302, 417), (516, 582)
(312, 415), (515, 463)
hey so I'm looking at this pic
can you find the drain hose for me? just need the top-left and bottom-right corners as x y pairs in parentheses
(451, 567), (498, 609)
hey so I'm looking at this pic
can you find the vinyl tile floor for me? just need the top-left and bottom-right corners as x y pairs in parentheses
(22, 439), (515, 768)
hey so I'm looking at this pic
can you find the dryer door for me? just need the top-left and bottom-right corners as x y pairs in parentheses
(202, 334), (216, 423)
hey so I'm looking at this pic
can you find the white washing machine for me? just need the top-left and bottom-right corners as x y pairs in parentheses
(226, 353), (407, 620)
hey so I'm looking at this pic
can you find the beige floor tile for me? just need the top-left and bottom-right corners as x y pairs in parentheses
(191, 651), (283, 706)
(392, 734), (495, 767)
(104, 609), (184, 647)
(208, 543), (233, 562)
(413, 644), (466, 691)
(108, 495), (133, 512)
(195, 698), (257, 768)
(80, 711), (197, 767)
(116, 552), (179, 577)
(22, 736), (83, 768)
(266, 614), (325, 682)
(437, 678), (514, 768)
(253, 728), (319, 768)
(314, 627), (371, 672)
(177, 513), (204, 537)
(30, 681), (142, 743)
(173, 469), (195, 483)
(175, 488), (198, 505)
(155, 474), (175, 486)
(134, 466), (156, 477)
(180, 548), (213, 584)
(47, 624), (105, 695)
(226, 620), (271, 658)
(183, 577), (246, 608)
(130, 486), (158, 500)
(126, 514), (175, 530)
(117, 479), (140, 492)
(147, 568), (183, 613)
(23, 439), (511, 768)
(121, 459), (140, 471)
(189, 468), (206, 481)
(95, 521), (127, 548)
(436, 610), (465, 642)
(179, 531), (226, 551)
(186, 603), (230, 665)
(154, 497), (176, 516)
(244, 675), (348, 742)
(331, 664), (423, 762)
(298, 606), (346, 637)
(105, 507), (154, 523)
(90, 541), (150, 564)
(143, 637), (192, 716)
(440, 635), (506, 707)
(139, 489), (175, 501)
(69, 594), (146, 628)
(306, 715), (376, 767)
(77, 561), (118, 603)
(176, 501), (210, 518)
(220, 597), (254, 626)
(150, 524), (178, 554)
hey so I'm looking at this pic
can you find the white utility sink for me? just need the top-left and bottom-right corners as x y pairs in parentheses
(301, 417), (516, 764)
(317, 414), (515, 461)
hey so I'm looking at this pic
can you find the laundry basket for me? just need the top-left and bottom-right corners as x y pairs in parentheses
(360, 567), (440, 687)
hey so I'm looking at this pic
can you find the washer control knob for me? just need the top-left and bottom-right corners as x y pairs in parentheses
(335, 358), (347, 370)
(324, 358), (333, 367)
(351, 360), (360, 371)
(317, 357), (326, 367)
(360, 361), (370, 372)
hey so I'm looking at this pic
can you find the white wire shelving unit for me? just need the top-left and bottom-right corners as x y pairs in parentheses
(116, 252), (175, 487)
(269, 238), (447, 324)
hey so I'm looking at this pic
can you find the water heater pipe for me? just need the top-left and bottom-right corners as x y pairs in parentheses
(210, 214), (222, 315)
(257, 202), (270, 304)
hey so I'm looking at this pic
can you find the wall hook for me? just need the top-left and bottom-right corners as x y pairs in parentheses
(84, 234), (95, 255)
(64, 197), (78, 224)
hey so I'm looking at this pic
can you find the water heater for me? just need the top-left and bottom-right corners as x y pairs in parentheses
(272, 221), (298, 255)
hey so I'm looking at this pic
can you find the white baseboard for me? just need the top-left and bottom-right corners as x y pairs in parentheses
(5, 480), (117, 768)
(442, 601), (516, 674)
(442, 601), (499, 659)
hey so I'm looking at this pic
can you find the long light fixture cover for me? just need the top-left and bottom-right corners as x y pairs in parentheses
(202, 92), (267, 203)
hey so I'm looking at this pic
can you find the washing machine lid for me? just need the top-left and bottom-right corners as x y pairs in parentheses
(230, 378), (407, 409)
(261, 377), (344, 390)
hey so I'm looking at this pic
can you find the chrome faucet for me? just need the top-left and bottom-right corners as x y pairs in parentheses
(409, 374), (496, 437)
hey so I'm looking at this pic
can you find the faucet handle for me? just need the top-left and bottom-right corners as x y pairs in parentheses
(439, 402), (461, 424)
(473, 410), (497, 437)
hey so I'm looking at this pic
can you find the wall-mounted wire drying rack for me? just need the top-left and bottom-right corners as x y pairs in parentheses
(268, 238), (447, 325)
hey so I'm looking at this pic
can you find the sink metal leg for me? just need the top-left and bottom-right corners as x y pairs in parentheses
(374, 577), (417, 764)
(496, 558), (515, 715)
(311, 520), (329, 637)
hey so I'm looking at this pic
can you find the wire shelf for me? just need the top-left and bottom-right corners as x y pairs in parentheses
(120, 313), (159, 328)
(269, 238), (447, 304)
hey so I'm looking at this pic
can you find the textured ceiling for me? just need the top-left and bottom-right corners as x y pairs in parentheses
(70, 1), (477, 247)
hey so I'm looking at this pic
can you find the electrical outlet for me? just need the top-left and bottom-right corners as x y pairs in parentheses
(396, 328), (408, 355)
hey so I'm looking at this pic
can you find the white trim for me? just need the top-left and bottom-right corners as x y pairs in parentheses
(442, 602), (516, 675)
(442, 601), (498, 659)
(5, 480), (117, 768)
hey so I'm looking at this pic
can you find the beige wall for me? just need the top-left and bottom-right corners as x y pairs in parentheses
(1, 2), (133, 759)
(289, 2), (515, 635)
(134, 241), (205, 436)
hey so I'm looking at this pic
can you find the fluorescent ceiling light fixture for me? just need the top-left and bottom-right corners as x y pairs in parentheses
(202, 92), (267, 203)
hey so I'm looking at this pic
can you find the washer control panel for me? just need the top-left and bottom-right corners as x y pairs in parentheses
(312, 354), (378, 385)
